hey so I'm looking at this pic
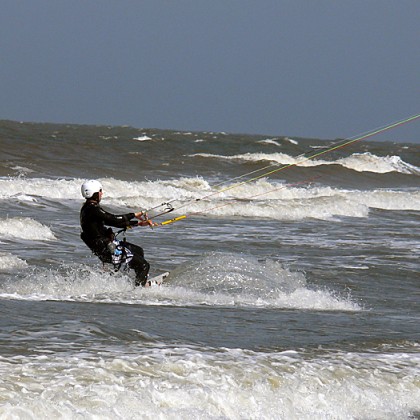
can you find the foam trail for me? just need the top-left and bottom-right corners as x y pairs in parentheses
(0, 254), (361, 311)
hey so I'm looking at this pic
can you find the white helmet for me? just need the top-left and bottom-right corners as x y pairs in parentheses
(81, 180), (103, 199)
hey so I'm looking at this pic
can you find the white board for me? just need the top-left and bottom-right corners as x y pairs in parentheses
(147, 271), (170, 287)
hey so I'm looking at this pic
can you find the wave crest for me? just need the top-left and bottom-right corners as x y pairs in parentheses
(0, 217), (56, 241)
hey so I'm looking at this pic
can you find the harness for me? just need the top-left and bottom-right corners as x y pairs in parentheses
(81, 227), (133, 273)
(106, 228), (133, 272)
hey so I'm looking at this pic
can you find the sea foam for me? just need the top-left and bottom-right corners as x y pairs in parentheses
(0, 344), (418, 419)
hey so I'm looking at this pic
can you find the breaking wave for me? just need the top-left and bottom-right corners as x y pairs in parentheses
(190, 151), (420, 175)
(0, 217), (56, 241)
(1, 176), (419, 222)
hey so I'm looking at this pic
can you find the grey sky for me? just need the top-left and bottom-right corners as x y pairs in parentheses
(1, 1), (419, 142)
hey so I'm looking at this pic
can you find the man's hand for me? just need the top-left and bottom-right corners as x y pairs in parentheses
(137, 219), (158, 228)
(134, 211), (147, 221)
(135, 211), (158, 228)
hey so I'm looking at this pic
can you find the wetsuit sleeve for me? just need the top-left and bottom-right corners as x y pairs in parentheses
(94, 206), (137, 228)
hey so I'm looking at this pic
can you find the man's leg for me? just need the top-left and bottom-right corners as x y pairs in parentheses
(124, 242), (150, 286)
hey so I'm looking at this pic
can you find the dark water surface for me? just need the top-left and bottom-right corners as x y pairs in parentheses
(0, 120), (419, 418)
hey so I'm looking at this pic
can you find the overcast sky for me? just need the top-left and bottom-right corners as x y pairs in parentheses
(1, 1), (419, 142)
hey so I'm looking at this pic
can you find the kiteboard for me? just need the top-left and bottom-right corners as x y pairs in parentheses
(147, 271), (170, 287)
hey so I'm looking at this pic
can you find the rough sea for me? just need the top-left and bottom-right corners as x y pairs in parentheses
(0, 119), (419, 419)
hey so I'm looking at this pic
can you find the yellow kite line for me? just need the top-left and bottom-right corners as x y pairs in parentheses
(159, 113), (420, 226)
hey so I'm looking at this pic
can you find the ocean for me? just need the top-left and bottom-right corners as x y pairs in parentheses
(0, 119), (419, 419)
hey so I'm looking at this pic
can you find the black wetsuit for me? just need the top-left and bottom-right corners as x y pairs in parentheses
(80, 199), (150, 286)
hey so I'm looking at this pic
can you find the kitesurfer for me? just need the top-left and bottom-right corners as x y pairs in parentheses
(80, 180), (157, 287)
